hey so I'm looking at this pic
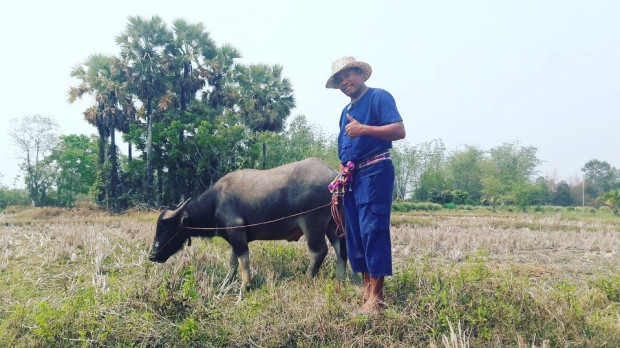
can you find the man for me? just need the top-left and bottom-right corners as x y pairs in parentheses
(326, 56), (406, 314)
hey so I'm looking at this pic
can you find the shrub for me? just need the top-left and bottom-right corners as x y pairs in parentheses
(392, 201), (443, 212)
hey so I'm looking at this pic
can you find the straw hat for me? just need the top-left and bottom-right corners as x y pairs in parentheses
(325, 56), (372, 89)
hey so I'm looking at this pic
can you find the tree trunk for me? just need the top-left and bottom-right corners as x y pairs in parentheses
(96, 126), (106, 204)
(146, 97), (154, 207)
(109, 127), (119, 211)
(262, 141), (266, 169)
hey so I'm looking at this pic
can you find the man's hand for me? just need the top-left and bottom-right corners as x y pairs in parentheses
(345, 114), (406, 141)
(345, 114), (364, 138)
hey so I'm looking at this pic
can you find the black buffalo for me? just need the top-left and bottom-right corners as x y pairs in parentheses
(149, 157), (347, 290)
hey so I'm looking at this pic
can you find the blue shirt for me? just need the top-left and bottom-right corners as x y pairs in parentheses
(337, 88), (403, 165)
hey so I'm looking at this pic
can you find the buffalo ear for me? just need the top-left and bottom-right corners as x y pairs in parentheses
(161, 198), (192, 221)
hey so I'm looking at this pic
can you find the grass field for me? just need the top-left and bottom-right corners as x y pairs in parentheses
(1, 206), (619, 347)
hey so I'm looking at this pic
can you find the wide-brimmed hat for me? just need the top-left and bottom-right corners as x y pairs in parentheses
(325, 56), (372, 89)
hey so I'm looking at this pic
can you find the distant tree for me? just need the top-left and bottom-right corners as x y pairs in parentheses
(532, 176), (553, 205)
(581, 159), (618, 198)
(553, 180), (574, 207)
(414, 139), (447, 201)
(488, 141), (541, 188)
(453, 190), (469, 205)
(0, 184), (29, 209)
(480, 169), (505, 212)
(235, 64), (295, 168)
(46, 134), (98, 207)
(8, 115), (59, 206)
(428, 189), (454, 204)
(392, 140), (419, 200)
(262, 115), (335, 169)
(597, 189), (620, 215)
(513, 182), (538, 212)
(445, 145), (484, 202)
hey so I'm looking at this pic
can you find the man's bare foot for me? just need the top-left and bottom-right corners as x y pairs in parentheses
(356, 298), (386, 315)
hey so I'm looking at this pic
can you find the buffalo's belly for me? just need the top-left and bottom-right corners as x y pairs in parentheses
(247, 226), (304, 242)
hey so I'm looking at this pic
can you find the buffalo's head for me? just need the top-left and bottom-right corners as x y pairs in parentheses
(149, 199), (191, 263)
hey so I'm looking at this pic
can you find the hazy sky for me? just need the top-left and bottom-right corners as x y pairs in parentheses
(1, 0), (618, 187)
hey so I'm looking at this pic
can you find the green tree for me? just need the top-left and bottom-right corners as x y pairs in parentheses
(453, 190), (469, 205)
(513, 182), (538, 212)
(8, 115), (59, 206)
(392, 140), (419, 200)
(261, 115), (337, 169)
(480, 159), (506, 211)
(488, 141), (541, 186)
(414, 139), (447, 201)
(480, 141), (541, 207)
(553, 180), (574, 207)
(46, 135), (98, 207)
(582, 159), (618, 198)
(445, 145), (484, 202)
(597, 189), (620, 215)
(532, 176), (553, 206)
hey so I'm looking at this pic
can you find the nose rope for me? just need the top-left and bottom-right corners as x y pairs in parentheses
(150, 227), (186, 257)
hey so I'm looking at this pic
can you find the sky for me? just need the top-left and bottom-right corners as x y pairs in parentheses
(1, 0), (619, 187)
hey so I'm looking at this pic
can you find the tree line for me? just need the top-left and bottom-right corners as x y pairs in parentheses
(1, 16), (618, 213)
(3, 112), (619, 214)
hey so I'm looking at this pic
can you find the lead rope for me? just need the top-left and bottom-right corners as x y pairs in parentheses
(328, 162), (355, 237)
(153, 202), (335, 257)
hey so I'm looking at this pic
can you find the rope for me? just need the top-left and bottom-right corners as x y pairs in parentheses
(182, 202), (332, 231)
(152, 202), (334, 257)
(327, 151), (392, 237)
(331, 195), (346, 237)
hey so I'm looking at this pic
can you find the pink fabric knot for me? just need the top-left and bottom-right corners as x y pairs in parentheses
(328, 161), (355, 196)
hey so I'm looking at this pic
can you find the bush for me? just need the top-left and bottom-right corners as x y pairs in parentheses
(392, 201), (443, 212)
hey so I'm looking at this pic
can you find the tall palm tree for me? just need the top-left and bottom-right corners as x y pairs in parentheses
(116, 15), (172, 206)
(235, 63), (295, 168)
(166, 19), (216, 111)
(68, 54), (133, 208)
(155, 19), (219, 203)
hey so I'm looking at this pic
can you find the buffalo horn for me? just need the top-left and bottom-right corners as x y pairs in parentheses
(161, 198), (191, 221)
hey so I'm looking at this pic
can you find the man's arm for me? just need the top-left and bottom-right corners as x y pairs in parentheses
(345, 114), (406, 141)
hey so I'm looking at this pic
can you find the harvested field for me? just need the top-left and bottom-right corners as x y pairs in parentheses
(1, 208), (619, 347)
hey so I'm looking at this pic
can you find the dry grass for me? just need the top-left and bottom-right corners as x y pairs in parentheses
(1, 207), (619, 347)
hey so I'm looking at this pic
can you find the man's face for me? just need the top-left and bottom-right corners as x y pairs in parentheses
(333, 68), (364, 97)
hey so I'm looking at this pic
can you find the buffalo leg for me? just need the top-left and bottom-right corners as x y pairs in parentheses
(326, 225), (348, 281)
(304, 223), (329, 278)
(237, 250), (251, 291)
(224, 250), (239, 285)
(228, 242), (251, 291)
(227, 228), (252, 291)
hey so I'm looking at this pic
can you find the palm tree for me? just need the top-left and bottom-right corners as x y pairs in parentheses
(202, 44), (242, 110)
(597, 189), (620, 215)
(116, 15), (172, 206)
(68, 54), (134, 209)
(234, 64), (295, 168)
(155, 19), (219, 204)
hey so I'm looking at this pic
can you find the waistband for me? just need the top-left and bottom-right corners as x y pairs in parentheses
(357, 151), (391, 170)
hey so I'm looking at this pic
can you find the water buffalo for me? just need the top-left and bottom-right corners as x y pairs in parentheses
(149, 157), (347, 291)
